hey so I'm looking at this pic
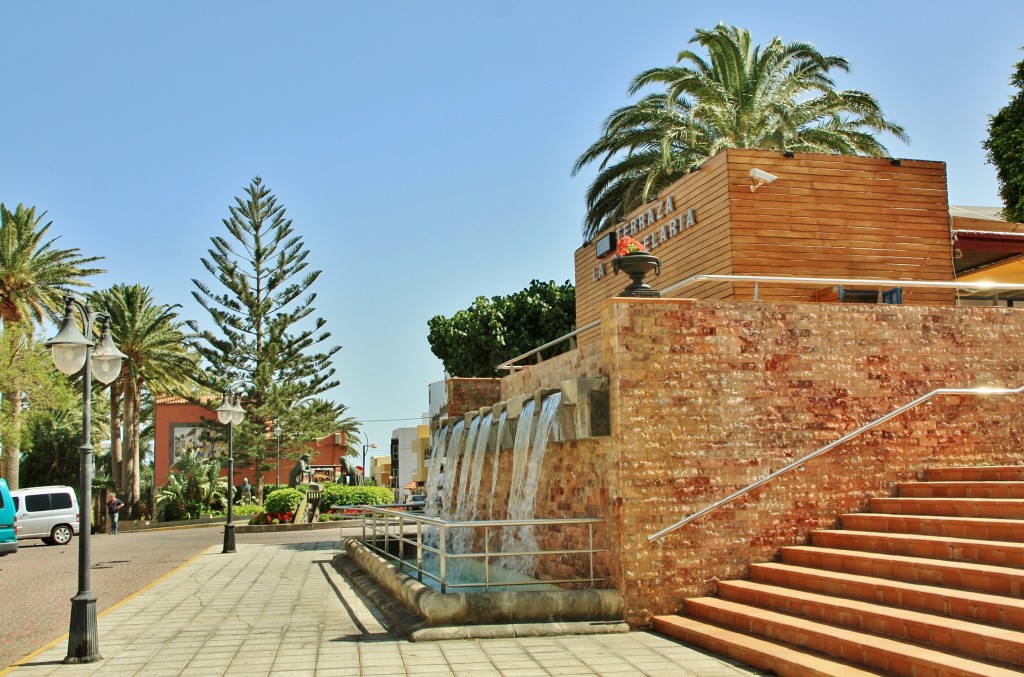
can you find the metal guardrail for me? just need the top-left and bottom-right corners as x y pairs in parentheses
(498, 274), (1024, 370)
(647, 385), (1024, 542)
(356, 506), (604, 592)
(496, 320), (599, 372)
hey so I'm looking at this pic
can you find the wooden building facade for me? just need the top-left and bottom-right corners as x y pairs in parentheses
(573, 148), (1024, 346)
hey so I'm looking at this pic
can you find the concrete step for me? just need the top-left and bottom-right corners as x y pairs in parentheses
(684, 597), (1024, 677)
(781, 545), (1024, 596)
(840, 512), (1024, 541)
(898, 481), (1024, 499)
(924, 466), (1024, 482)
(810, 529), (1024, 568)
(750, 561), (1024, 630)
(653, 614), (885, 677)
(869, 497), (1024, 519)
(717, 579), (1024, 665)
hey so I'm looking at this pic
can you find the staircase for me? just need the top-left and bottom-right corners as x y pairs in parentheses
(654, 465), (1024, 677)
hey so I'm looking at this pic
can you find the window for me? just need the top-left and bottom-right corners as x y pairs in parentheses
(25, 494), (51, 512)
(51, 492), (73, 510)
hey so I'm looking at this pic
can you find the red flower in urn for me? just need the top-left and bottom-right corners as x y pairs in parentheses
(615, 236), (646, 256)
(612, 236), (660, 297)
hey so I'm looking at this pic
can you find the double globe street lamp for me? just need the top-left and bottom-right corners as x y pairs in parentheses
(45, 296), (127, 664)
(216, 390), (245, 554)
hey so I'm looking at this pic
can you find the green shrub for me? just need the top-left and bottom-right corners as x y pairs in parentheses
(264, 488), (303, 515)
(231, 503), (264, 517)
(320, 483), (393, 509)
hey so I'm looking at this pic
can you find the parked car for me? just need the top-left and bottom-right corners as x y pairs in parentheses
(11, 485), (80, 545)
(407, 494), (427, 513)
(0, 478), (16, 556)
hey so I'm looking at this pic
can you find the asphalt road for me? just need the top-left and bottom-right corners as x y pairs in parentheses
(0, 524), (343, 669)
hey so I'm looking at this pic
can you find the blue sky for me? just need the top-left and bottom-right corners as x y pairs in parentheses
(2, 2), (1022, 464)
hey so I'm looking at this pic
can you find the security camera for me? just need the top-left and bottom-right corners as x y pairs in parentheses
(749, 168), (778, 192)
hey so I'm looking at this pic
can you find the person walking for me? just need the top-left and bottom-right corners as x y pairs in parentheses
(107, 493), (125, 535)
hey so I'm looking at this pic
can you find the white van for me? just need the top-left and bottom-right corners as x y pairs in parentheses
(11, 485), (80, 545)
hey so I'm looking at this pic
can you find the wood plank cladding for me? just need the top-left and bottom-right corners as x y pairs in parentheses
(574, 149), (956, 346)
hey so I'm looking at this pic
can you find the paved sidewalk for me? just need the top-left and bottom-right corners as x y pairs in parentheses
(3, 539), (763, 677)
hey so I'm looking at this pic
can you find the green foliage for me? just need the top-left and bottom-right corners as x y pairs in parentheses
(19, 401), (82, 488)
(427, 280), (575, 376)
(985, 50), (1024, 223)
(574, 23), (908, 238)
(320, 483), (393, 508)
(0, 203), (103, 489)
(231, 503), (263, 517)
(264, 487), (303, 514)
(156, 449), (225, 521)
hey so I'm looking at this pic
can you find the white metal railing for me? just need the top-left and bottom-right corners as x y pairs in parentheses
(498, 274), (1024, 370)
(356, 506), (604, 592)
(647, 385), (1024, 542)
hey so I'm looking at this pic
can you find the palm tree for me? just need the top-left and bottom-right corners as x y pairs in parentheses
(91, 284), (198, 517)
(573, 24), (909, 239)
(0, 204), (103, 489)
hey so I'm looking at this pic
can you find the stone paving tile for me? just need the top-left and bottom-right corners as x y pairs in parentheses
(1, 534), (768, 677)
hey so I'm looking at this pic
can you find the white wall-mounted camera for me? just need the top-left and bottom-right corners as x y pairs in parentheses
(749, 168), (778, 192)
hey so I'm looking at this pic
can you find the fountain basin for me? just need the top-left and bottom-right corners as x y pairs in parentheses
(336, 537), (626, 640)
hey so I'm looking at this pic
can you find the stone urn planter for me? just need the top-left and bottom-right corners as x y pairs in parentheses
(613, 251), (661, 297)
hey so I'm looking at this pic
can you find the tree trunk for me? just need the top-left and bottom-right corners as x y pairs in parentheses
(124, 377), (142, 518)
(120, 381), (134, 491)
(1, 386), (21, 490)
(109, 380), (123, 489)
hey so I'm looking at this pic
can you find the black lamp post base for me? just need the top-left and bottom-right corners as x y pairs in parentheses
(64, 593), (101, 663)
(222, 522), (236, 553)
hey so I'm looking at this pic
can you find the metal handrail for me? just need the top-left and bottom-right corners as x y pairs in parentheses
(647, 385), (1024, 542)
(358, 506), (605, 592)
(496, 320), (600, 371)
(496, 274), (1024, 370)
(661, 273), (1024, 298)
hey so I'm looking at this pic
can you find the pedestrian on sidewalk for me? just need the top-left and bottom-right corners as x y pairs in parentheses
(107, 493), (124, 534)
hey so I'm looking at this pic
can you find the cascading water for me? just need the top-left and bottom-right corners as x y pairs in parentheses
(502, 393), (562, 576)
(487, 408), (509, 520)
(426, 419), (464, 518)
(452, 415), (481, 517)
(423, 424), (449, 511)
(413, 394), (565, 587)
(451, 411), (492, 554)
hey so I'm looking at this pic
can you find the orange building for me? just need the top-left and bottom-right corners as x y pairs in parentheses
(153, 396), (352, 488)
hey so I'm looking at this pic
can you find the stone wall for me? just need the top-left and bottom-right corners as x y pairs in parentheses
(499, 340), (603, 401)
(446, 378), (502, 418)
(601, 298), (1024, 625)
(444, 298), (1024, 627)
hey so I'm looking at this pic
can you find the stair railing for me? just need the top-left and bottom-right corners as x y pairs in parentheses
(648, 384), (1024, 543)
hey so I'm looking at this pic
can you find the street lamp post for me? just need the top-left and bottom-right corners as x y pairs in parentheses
(362, 433), (377, 484)
(45, 296), (126, 664)
(216, 390), (245, 554)
(274, 420), (282, 487)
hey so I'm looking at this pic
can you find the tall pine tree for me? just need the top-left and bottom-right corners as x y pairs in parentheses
(190, 177), (344, 497)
